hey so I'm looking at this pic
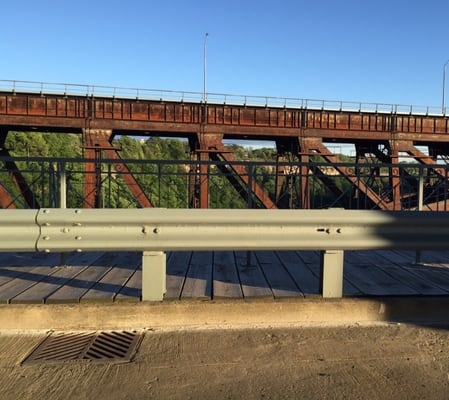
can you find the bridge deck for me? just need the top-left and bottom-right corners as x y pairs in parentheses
(0, 250), (448, 304)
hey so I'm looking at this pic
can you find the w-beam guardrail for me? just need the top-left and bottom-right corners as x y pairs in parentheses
(2, 208), (449, 300)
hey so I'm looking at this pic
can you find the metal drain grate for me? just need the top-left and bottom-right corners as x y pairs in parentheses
(22, 330), (144, 365)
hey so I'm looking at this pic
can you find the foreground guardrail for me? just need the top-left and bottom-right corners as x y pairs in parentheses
(2, 208), (449, 300)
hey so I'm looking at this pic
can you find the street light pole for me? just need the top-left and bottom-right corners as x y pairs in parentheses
(203, 32), (209, 103)
(443, 59), (449, 114)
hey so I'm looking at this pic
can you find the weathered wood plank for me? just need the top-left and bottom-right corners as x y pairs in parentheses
(344, 262), (419, 296)
(181, 251), (212, 299)
(235, 251), (273, 298)
(297, 251), (320, 264)
(115, 268), (141, 302)
(165, 251), (192, 300)
(376, 263), (449, 295)
(10, 266), (88, 304)
(398, 263), (449, 293)
(45, 253), (116, 303)
(0, 266), (56, 304)
(255, 251), (303, 298)
(213, 251), (243, 299)
(81, 252), (141, 303)
(275, 251), (320, 296)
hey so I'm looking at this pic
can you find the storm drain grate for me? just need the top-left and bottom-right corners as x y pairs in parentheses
(22, 330), (144, 365)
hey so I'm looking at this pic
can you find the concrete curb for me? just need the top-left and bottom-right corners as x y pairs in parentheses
(1, 297), (449, 330)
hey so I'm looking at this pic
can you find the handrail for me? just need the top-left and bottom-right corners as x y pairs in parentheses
(0, 79), (445, 116)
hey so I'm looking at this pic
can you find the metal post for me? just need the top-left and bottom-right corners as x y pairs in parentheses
(59, 161), (67, 208)
(320, 250), (344, 298)
(443, 60), (449, 114)
(416, 167), (424, 264)
(203, 32), (209, 103)
(59, 162), (67, 265)
(142, 251), (166, 301)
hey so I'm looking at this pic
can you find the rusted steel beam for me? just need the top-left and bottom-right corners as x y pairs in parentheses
(302, 138), (394, 210)
(214, 146), (277, 209)
(2, 92), (449, 141)
(82, 129), (153, 208)
(0, 130), (39, 208)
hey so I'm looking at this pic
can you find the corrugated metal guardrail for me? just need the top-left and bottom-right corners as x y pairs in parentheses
(1, 208), (449, 300)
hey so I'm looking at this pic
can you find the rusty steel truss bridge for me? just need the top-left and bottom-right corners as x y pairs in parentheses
(1, 79), (449, 210)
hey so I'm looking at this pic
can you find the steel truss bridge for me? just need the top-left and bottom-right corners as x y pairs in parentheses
(1, 79), (449, 210)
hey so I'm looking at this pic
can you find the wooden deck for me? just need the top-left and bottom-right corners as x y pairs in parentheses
(0, 250), (449, 304)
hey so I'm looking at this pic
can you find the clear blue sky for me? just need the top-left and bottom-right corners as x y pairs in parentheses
(2, 0), (449, 108)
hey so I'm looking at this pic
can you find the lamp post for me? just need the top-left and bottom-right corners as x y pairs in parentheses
(443, 59), (449, 114)
(203, 32), (209, 103)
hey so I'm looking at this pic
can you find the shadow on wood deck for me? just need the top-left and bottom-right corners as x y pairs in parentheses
(0, 250), (448, 304)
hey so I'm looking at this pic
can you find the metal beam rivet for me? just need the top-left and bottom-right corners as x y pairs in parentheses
(75, 236), (82, 240)
(153, 228), (160, 234)
(43, 236), (50, 241)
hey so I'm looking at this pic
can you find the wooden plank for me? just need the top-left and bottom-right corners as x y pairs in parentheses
(212, 251), (243, 299)
(235, 251), (272, 298)
(115, 268), (141, 302)
(398, 263), (449, 293)
(343, 262), (419, 296)
(165, 251), (192, 300)
(10, 266), (88, 304)
(0, 266), (56, 304)
(181, 251), (212, 299)
(373, 250), (413, 264)
(0, 266), (37, 287)
(81, 252), (141, 303)
(255, 251), (303, 298)
(275, 251), (320, 296)
(376, 263), (449, 295)
(296, 251), (320, 264)
(345, 250), (391, 265)
(45, 253), (115, 304)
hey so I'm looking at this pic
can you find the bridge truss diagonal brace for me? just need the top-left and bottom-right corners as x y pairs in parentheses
(82, 129), (152, 208)
(0, 129), (39, 209)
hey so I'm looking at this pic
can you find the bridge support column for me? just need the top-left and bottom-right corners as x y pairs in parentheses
(320, 250), (344, 298)
(142, 251), (166, 301)
(189, 133), (224, 208)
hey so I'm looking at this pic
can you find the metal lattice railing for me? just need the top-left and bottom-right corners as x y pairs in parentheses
(1, 156), (449, 211)
(0, 79), (445, 115)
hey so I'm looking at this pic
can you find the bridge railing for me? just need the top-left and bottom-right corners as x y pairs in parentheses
(1, 156), (448, 211)
(0, 79), (445, 115)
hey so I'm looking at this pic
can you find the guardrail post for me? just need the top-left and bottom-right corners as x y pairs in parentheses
(142, 251), (166, 301)
(320, 250), (344, 298)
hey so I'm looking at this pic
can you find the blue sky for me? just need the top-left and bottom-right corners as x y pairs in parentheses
(2, 0), (449, 108)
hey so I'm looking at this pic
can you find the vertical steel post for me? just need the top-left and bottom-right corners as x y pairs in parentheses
(415, 167), (424, 264)
(59, 161), (67, 266)
(59, 162), (67, 208)
(142, 251), (166, 301)
(320, 250), (344, 298)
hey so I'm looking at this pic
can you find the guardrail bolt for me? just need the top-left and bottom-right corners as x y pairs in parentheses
(153, 228), (160, 234)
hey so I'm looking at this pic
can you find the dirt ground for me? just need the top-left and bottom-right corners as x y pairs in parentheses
(1, 323), (449, 399)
